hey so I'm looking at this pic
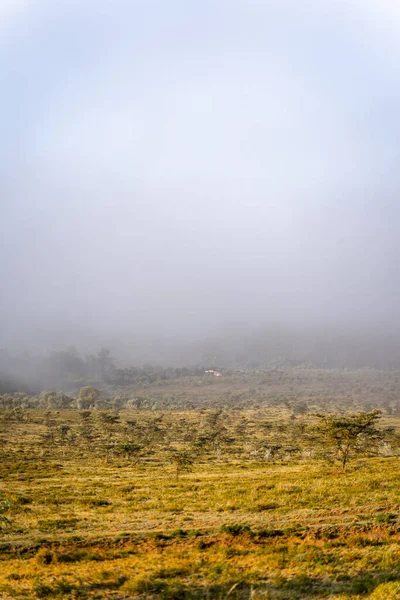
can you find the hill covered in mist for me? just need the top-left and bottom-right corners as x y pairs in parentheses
(2, 326), (400, 394)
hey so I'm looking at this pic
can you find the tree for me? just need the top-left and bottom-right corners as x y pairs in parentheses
(49, 348), (85, 379)
(195, 410), (232, 459)
(116, 442), (144, 465)
(97, 347), (116, 378)
(56, 393), (75, 409)
(41, 411), (59, 449)
(41, 391), (58, 409)
(167, 448), (195, 479)
(313, 410), (383, 471)
(77, 386), (100, 409)
(97, 411), (121, 460)
(0, 493), (11, 528)
(77, 411), (97, 447)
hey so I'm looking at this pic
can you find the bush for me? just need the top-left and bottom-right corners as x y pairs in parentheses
(220, 523), (252, 536)
(252, 502), (279, 512)
(38, 518), (79, 531)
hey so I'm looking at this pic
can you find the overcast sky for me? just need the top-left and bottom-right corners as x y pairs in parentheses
(1, 0), (400, 350)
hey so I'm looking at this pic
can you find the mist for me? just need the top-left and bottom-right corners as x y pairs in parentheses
(2, 0), (400, 360)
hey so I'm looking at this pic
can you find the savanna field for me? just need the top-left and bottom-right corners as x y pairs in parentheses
(5, 0), (400, 597)
(1, 369), (400, 599)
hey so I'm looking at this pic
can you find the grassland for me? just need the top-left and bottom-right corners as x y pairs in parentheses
(98, 367), (400, 412)
(0, 405), (400, 599)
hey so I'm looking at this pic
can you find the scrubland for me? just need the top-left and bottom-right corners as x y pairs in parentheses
(0, 399), (399, 600)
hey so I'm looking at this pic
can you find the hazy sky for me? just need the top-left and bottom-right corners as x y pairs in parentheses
(2, 1), (400, 349)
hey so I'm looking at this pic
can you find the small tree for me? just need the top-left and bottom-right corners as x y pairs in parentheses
(167, 449), (195, 479)
(97, 411), (121, 461)
(77, 386), (100, 410)
(313, 410), (383, 471)
(77, 410), (97, 449)
(56, 393), (75, 409)
(41, 391), (58, 409)
(41, 411), (59, 450)
(116, 442), (144, 465)
(0, 493), (11, 529)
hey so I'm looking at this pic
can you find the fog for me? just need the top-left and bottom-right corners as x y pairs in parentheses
(2, 1), (400, 361)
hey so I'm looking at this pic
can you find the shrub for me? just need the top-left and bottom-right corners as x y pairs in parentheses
(220, 524), (252, 536)
(38, 518), (79, 531)
(376, 513), (397, 524)
(253, 502), (279, 512)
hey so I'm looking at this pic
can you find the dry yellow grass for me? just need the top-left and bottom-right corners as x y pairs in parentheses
(0, 409), (399, 599)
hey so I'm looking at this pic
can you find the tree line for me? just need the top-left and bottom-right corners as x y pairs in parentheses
(1, 407), (399, 476)
(0, 347), (211, 394)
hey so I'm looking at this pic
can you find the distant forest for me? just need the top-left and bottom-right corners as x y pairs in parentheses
(2, 328), (400, 394)
(0, 347), (207, 395)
